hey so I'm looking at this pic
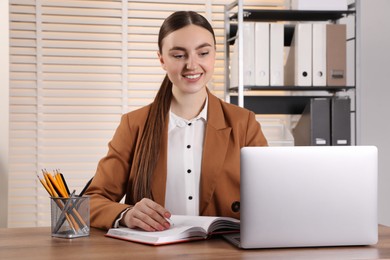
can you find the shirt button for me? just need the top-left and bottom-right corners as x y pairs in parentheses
(188, 196), (193, 200)
(187, 169), (191, 173)
(188, 123), (192, 126)
(187, 145), (191, 149)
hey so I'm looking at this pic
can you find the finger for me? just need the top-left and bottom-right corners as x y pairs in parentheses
(141, 199), (172, 228)
(126, 208), (157, 231)
(131, 214), (157, 232)
(133, 208), (166, 231)
(128, 199), (170, 231)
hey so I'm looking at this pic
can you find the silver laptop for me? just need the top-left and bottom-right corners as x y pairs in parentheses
(224, 146), (378, 249)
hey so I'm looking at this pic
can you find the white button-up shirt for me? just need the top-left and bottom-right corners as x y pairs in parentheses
(164, 98), (208, 216)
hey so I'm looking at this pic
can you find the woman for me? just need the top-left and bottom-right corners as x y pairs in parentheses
(85, 11), (268, 231)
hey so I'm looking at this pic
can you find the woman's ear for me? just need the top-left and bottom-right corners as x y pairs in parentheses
(157, 51), (166, 71)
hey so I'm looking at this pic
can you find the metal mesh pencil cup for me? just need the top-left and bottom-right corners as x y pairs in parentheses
(50, 196), (90, 238)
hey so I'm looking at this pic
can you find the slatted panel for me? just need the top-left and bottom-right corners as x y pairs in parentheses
(8, 0), (286, 227)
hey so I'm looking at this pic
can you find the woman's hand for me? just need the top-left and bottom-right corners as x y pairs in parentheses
(121, 198), (172, 231)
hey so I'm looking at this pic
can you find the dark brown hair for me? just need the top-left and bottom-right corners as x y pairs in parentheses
(131, 11), (216, 202)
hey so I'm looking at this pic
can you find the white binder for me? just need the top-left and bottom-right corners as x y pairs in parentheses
(270, 23), (284, 86)
(312, 23), (327, 86)
(230, 41), (239, 89)
(285, 23), (312, 86)
(254, 22), (270, 86)
(243, 22), (255, 86)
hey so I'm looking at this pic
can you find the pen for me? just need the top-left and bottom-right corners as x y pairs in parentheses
(165, 217), (174, 227)
(59, 172), (70, 195)
(79, 177), (93, 197)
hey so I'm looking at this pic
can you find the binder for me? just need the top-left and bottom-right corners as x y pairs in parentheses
(243, 22), (255, 86)
(312, 23), (327, 86)
(229, 22), (256, 88)
(326, 24), (347, 86)
(230, 41), (239, 88)
(284, 23), (312, 86)
(270, 23), (284, 86)
(292, 98), (330, 146)
(254, 22), (270, 86)
(331, 97), (351, 145)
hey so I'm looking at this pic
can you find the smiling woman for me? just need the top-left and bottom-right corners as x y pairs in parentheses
(84, 11), (268, 232)
(158, 24), (216, 118)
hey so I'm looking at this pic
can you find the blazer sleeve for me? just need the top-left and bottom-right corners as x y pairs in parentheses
(85, 113), (138, 230)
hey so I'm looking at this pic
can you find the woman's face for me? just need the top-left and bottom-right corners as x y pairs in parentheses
(158, 24), (216, 96)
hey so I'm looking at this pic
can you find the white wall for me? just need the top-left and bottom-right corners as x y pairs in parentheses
(358, 0), (390, 226)
(0, 1), (9, 227)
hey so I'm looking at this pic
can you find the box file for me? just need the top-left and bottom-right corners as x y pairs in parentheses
(326, 24), (347, 86)
(285, 23), (312, 86)
(270, 23), (284, 86)
(312, 23), (327, 86)
(254, 22), (270, 86)
(293, 98), (330, 146)
(331, 97), (351, 145)
(243, 22), (255, 86)
(229, 22), (256, 88)
(230, 41), (239, 88)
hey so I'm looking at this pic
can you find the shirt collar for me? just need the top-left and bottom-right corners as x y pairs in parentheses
(168, 96), (208, 131)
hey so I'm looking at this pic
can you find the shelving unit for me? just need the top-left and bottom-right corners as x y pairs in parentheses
(224, 0), (357, 144)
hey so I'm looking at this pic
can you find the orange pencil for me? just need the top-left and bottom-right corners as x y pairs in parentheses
(46, 172), (67, 198)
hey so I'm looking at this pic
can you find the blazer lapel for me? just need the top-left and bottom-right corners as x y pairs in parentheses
(199, 92), (231, 214)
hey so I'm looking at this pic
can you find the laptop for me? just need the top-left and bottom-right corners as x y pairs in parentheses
(224, 146), (378, 249)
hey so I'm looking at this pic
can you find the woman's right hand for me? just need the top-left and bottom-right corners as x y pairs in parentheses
(121, 198), (172, 232)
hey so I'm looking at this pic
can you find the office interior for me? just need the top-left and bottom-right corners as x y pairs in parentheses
(0, 0), (389, 228)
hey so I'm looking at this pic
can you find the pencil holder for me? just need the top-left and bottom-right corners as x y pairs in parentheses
(50, 196), (90, 238)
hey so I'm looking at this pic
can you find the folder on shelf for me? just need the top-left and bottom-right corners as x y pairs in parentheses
(284, 23), (312, 86)
(326, 24), (347, 86)
(312, 23), (327, 86)
(243, 22), (256, 86)
(255, 22), (270, 86)
(331, 97), (351, 145)
(270, 23), (284, 86)
(230, 40), (239, 89)
(293, 98), (330, 146)
(229, 22), (256, 88)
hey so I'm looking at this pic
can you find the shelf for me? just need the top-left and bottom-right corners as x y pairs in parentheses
(230, 95), (332, 115)
(229, 86), (355, 92)
(230, 9), (355, 22)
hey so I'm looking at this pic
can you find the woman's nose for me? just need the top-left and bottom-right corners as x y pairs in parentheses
(186, 55), (198, 70)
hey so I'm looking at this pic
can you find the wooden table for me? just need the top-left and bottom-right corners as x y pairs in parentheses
(1, 225), (390, 259)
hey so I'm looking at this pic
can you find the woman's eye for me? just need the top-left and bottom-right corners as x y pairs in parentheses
(173, 54), (185, 59)
(200, 51), (209, 56)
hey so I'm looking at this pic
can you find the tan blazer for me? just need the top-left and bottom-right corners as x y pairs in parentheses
(86, 91), (268, 230)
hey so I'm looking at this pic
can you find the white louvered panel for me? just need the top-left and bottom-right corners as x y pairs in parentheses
(40, 6), (122, 18)
(9, 0), (38, 228)
(42, 81), (122, 89)
(10, 0), (274, 227)
(41, 0), (123, 9)
(42, 15), (122, 25)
